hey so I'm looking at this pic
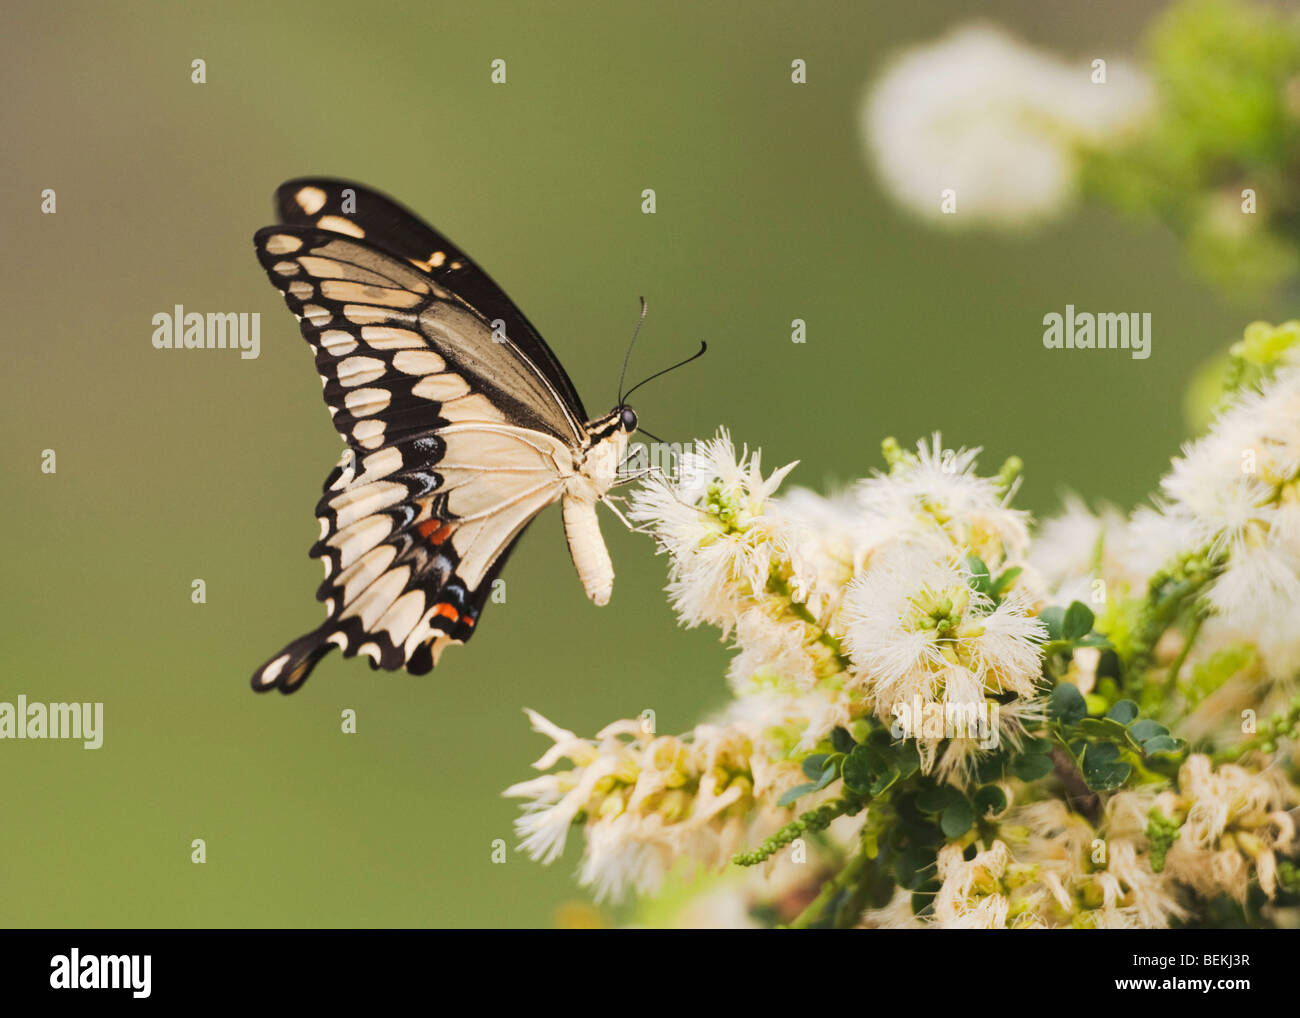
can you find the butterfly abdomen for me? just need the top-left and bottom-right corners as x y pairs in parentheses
(562, 495), (614, 606)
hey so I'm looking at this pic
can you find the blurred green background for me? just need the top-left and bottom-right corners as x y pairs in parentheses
(3, 0), (1291, 927)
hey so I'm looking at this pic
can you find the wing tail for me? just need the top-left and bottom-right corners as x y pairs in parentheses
(250, 625), (335, 693)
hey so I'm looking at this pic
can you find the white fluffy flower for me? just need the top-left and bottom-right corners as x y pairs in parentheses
(505, 709), (798, 903)
(863, 23), (1153, 225)
(766, 487), (874, 619)
(628, 428), (799, 633)
(841, 544), (1044, 773)
(1157, 364), (1300, 630)
(843, 545), (1044, 707)
(857, 434), (1030, 567)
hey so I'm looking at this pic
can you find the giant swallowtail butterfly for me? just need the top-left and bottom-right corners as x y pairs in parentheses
(248, 178), (666, 692)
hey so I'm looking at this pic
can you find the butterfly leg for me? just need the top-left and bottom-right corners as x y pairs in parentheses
(608, 462), (677, 490)
(600, 495), (639, 533)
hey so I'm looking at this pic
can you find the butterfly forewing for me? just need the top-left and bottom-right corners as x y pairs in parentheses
(273, 178), (588, 424)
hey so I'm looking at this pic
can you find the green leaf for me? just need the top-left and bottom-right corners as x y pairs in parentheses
(870, 765), (902, 797)
(991, 566), (1023, 597)
(1079, 717), (1129, 739)
(1063, 601), (1095, 641)
(940, 799), (974, 838)
(1012, 754), (1053, 781)
(1106, 699), (1139, 724)
(894, 739), (922, 779)
(1142, 735), (1185, 756)
(1039, 606), (1066, 641)
(973, 785), (1008, 817)
(841, 745), (882, 797)
(1083, 761), (1132, 791)
(910, 884), (938, 917)
(801, 753), (830, 780)
(1128, 720), (1169, 743)
(965, 555), (992, 596)
(830, 726), (857, 754)
(777, 782), (817, 807)
(973, 753), (1006, 784)
(1085, 742), (1120, 765)
(1074, 633), (1113, 648)
(1049, 683), (1087, 725)
(915, 785), (965, 813)
(1081, 742), (1131, 790)
(893, 846), (935, 890)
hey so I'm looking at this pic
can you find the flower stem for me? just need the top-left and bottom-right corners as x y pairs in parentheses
(733, 797), (864, 867)
(788, 844), (873, 929)
(1166, 611), (1204, 692)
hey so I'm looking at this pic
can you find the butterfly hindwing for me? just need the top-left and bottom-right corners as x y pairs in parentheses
(250, 212), (584, 692)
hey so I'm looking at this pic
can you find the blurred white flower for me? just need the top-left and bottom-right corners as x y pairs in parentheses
(718, 681), (855, 755)
(863, 23), (1153, 226)
(766, 487), (873, 620)
(1030, 495), (1130, 595)
(932, 841), (1024, 928)
(1120, 504), (1203, 587)
(1108, 756), (1296, 905)
(505, 709), (800, 903)
(1169, 754), (1296, 902)
(726, 610), (823, 693)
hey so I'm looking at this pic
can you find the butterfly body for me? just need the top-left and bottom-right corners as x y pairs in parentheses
(562, 406), (636, 607)
(249, 179), (635, 692)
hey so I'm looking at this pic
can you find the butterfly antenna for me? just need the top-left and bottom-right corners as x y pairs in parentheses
(616, 297), (649, 405)
(621, 341), (708, 403)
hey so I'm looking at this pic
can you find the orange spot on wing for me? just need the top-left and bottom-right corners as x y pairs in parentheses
(434, 603), (460, 623)
(463, 615), (476, 629)
(417, 520), (454, 545)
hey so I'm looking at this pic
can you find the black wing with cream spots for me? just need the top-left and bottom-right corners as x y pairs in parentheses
(249, 213), (582, 693)
(274, 178), (589, 424)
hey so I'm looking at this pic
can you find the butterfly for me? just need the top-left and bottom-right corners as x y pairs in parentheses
(247, 178), (700, 693)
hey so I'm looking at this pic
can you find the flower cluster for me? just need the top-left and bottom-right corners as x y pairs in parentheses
(1030, 324), (1300, 737)
(505, 323), (1300, 928)
(1110, 755), (1296, 904)
(1158, 362), (1300, 659)
(504, 708), (804, 902)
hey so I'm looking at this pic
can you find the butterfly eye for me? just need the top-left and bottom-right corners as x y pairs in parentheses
(620, 407), (638, 432)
